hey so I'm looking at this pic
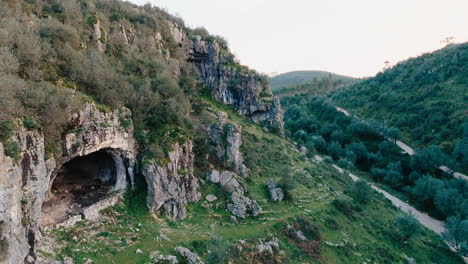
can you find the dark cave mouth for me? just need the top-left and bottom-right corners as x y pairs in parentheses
(40, 150), (118, 226)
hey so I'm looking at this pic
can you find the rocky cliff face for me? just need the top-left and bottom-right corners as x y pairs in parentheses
(168, 24), (284, 135)
(143, 141), (201, 220)
(207, 112), (248, 177)
(0, 129), (48, 264)
(0, 103), (138, 264)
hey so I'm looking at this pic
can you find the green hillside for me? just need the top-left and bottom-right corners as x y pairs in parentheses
(49, 97), (463, 264)
(330, 43), (468, 154)
(270, 71), (355, 90)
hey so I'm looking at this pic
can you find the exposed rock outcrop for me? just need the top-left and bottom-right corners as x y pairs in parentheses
(190, 37), (284, 134)
(0, 103), (138, 263)
(267, 180), (284, 202)
(167, 23), (284, 134)
(143, 141), (201, 220)
(219, 171), (245, 195)
(227, 192), (262, 219)
(91, 16), (106, 53)
(207, 112), (248, 177)
(0, 128), (48, 264)
(205, 170), (220, 184)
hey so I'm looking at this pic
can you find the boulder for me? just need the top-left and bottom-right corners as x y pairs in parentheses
(266, 180), (284, 202)
(205, 195), (218, 202)
(153, 255), (178, 264)
(227, 192), (262, 219)
(205, 170), (220, 184)
(219, 171), (244, 194)
(175, 246), (204, 264)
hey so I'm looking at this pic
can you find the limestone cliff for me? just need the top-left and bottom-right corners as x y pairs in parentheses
(207, 112), (248, 177)
(0, 103), (138, 264)
(143, 141), (201, 220)
(168, 24), (284, 134)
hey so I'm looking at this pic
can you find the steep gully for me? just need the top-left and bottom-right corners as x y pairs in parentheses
(335, 107), (468, 181)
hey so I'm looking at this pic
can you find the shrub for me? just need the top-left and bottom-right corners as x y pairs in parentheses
(4, 141), (20, 159)
(332, 198), (360, 219)
(22, 117), (40, 130)
(0, 121), (15, 142)
(442, 216), (468, 255)
(349, 180), (374, 204)
(392, 214), (421, 244)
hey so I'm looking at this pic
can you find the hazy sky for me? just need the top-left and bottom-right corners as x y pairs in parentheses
(129, 0), (468, 78)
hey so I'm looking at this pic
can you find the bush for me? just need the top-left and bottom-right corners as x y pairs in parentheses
(0, 121), (15, 142)
(22, 117), (40, 130)
(332, 198), (360, 219)
(392, 214), (420, 244)
(349, 181), (374, 204)
(4, 141), (20, 159)
(206, 237), (230, 264)
(443, 216), (468, 255)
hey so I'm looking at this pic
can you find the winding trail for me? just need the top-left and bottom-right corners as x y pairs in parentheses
(335, 106), (468, 181)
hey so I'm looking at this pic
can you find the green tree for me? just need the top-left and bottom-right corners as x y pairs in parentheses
(443, 216), (468, 255)
(384, 127), (401, 143)
(349, 180), (374, 204)
(393, 214), (421, 244)
(206, 237), (230, 264)
(410, 145), (448, 174)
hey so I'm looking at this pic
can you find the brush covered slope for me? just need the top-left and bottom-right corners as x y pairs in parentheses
(330, 43), (468, 154)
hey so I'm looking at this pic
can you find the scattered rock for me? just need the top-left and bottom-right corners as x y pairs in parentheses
(296, 231), (307, 241)
(149, 251), (160, 259)
(153, 255), (178, 264)
(227, 192), (262, 219)
(201, 201), (210, 208)
(251, 200), (263, 217)
(136, 249), (143, 254)
(230, 215), (237, 223)
(175, 246), (204, 264)
(205, 194), (218, 202)
(219, 171), (244, 194)
(256, 238), (280, 255)
(160, 234), (170, 241)
(266, 180), (284, 202)
(205, 170), (220, 184)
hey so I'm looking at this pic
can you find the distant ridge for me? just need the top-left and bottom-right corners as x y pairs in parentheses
(269, 70), (355, 89)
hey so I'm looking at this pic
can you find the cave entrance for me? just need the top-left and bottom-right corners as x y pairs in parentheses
(40, 150), (118, 226)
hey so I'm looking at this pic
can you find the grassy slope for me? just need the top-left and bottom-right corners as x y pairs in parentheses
(270, 71), (355, 90)
(44, 99), (462, 264)
(330, 43), (468, 149)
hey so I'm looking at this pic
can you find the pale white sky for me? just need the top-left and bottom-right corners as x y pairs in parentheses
(130, 0), (468, 78)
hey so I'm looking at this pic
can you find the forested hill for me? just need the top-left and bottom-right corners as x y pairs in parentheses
(270, 70), (355, 90)
(330, 43), (468, 153)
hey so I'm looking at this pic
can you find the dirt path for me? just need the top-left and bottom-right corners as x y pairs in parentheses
(332, 162), (468, 262)
(330, 162), (447, 234)
(335, 106), (468, 181)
